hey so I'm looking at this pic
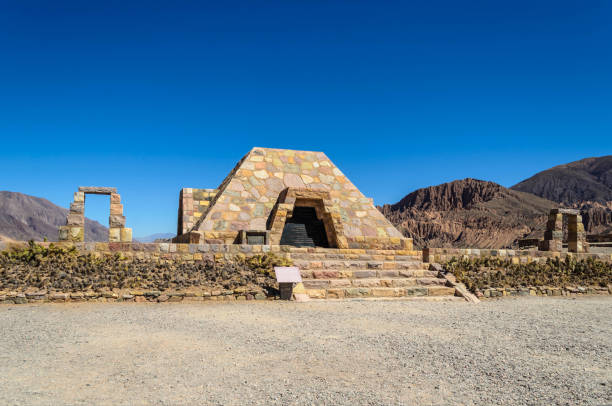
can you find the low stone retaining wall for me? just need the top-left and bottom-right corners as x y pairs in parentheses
(0, 241), (423, 305)
(0, 241), (285, 305)
(424, 248), (612, 264)
(481, 285), (611, 298)
(0, 240), (420, 261)
(0, 289), (269, 305)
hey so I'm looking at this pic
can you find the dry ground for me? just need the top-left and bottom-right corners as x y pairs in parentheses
(0, 297), (611, 406)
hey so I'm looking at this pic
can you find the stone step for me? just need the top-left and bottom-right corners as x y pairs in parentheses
(288, 252), (422, 261)
(302, 277), (447, 289)
(304, 285), (457, 299)
(332, 296), (465, 302)
(301, 269), (439, 279)
(281, 247), (421, 256)
(291, 259), (425, 270)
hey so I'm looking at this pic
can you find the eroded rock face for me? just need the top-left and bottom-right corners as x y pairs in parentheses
(569, 201), (612, 235)
(380, 179), (556, 249)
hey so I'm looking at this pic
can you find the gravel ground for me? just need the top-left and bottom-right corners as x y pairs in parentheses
(0, 297), (610, 406)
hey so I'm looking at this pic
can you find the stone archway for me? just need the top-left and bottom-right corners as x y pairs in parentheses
(58, 187), (132, 242)
(267, 188), (347, 248)
(539, 208), (588, 253)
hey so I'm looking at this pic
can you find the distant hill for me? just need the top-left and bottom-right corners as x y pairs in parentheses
(135, 233), (174, 243)
(511, 156), (612, 204)
(380, 179), (556, 249)
(0, 191), (107, 242)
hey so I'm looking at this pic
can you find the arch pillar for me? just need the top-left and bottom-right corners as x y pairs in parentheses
(538, 208), (588, 253)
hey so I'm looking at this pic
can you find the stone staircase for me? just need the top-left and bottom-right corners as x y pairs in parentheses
(279, 248), (462, 301)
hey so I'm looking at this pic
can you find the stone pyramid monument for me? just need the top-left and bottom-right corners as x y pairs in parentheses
(175, 147), (410, 250)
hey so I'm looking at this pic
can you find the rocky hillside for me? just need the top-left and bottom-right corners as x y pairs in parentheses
(568, 201), (612, 235)
(380, 179), (556, 249)
(511, 156), (612, 204)
(0, 191), (107, 242)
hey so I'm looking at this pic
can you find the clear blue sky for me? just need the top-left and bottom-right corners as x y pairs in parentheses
(1, 1), (611, 236)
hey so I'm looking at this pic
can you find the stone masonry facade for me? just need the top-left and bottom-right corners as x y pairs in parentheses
(177, 188), (217, 235)
(175, 147), (410, 250)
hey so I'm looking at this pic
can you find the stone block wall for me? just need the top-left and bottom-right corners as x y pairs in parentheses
(481, 285), (610, 298)
(177, 188), (218, 236)
(423, 247), (612, 265)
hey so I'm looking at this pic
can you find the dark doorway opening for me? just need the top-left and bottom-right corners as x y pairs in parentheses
(280, 206), (329, 247)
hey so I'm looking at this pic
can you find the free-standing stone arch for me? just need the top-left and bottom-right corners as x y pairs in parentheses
(58, 187), (132, 242)
(538, 208), (588, 253)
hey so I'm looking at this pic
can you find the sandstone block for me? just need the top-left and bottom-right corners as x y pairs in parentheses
(109, 228), (121, 242)
(328, 279), (351, 288)
(79, 186), (117, 194)
(377, 270), (399, 278)
(417, 277), (446, 286)
(404, 287), (428, 296)
(120, 228), (132, 242)
(306, 289), (326, 299)
(302, 280), (330, 289)
(70, 202), (85, 214)
(110, 193), (121, 204)
(312, 270), (339, 279)
(326, 289), (345, 299)
(391, 278), (417, 287)
(109, 215), (126, 227)
(69, 227), (84, 242)
(50, 293), (68, 302)
(372, 288), (401, 297)
(66, 213), (84, 226)
(58, 226), (69, 241)
(110, 203), (123, 215)
(352, 279), (381, 287)
(352, 270), (377, 278)
(345, 288), (371, 298)
(428, 286), (456, 296)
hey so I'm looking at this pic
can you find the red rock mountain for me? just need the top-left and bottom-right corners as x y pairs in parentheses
(380, 179), (556, 249)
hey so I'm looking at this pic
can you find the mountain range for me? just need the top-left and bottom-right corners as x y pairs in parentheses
(381, 155), (612, 248)
(0, 191), (107, 242)
(379, 178), (555, 248)
(511, 156), (612, 204)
